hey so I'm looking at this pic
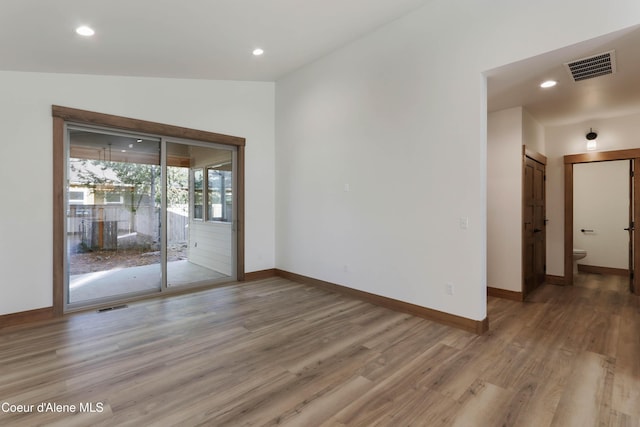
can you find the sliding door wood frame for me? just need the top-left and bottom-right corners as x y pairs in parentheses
(564, 148), (640, 295)
(52, 105), (246, 316)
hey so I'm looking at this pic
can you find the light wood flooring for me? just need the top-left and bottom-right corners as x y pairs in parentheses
(0, 273), (638, 426)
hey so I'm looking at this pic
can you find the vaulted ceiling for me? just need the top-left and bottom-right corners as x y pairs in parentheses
(0, 0), (428, 81)
(2, 2), (640, 126)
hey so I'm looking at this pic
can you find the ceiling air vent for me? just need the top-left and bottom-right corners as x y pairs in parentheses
(564, 50), (616, 82)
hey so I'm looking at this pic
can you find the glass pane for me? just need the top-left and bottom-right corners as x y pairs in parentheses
(67, 129), (161, 305)
(166, 163), (189, 268)
(193, 169), (203, 220)
(207, 168), (232, 222)
(167, 142), (234, 287)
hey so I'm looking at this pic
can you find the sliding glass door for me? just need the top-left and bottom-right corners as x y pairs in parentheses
(66, 128), (162, 305)
(165, 141), (236, 287)
(65, 126), (236, 310)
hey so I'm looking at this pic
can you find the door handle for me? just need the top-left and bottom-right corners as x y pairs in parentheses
(625, 227), (634, 231)
(533, 228), (542, 233)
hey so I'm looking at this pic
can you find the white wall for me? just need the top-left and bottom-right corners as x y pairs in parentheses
(574, 161), (629, 270)
(189, 222), (233, 276)
(523, 109), (545, 155)
(0, 71), (275, 316)
(546, 111), (640, 275)
(487, 107), (544, 293)
(276, 0), (640, 321)
(487, 107), (523, 292)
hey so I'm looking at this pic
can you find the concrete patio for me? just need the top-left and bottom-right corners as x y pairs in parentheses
(69, 260), (228, 303)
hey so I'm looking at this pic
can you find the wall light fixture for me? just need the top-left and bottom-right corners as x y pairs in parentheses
(586, 128), (597, 151)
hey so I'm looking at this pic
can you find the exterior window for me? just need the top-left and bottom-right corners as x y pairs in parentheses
(207, 168), (232, 222)
(69, 190), (85, 204)
(104, 192), (123, 204)
(193, 169), (204, 220)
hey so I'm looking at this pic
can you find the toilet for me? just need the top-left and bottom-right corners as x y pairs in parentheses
(573, 248), (587, 274)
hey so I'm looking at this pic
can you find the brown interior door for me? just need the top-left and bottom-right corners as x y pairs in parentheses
(628, 160), (635, 292)
(524, 156), (546, 297)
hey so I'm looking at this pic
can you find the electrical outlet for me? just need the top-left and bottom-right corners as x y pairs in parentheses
(445, 283), (454, 295)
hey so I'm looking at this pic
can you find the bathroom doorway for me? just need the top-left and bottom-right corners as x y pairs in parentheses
(564, 149), (640, 295)
(573, 160), (630, 277)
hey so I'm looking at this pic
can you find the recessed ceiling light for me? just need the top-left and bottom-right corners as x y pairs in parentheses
(76, 26), (95, 37)
(540, 80), (557, 88)
(252, 48), (264, 56)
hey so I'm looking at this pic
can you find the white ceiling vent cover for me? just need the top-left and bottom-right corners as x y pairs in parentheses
(564, 50), (617, 82)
